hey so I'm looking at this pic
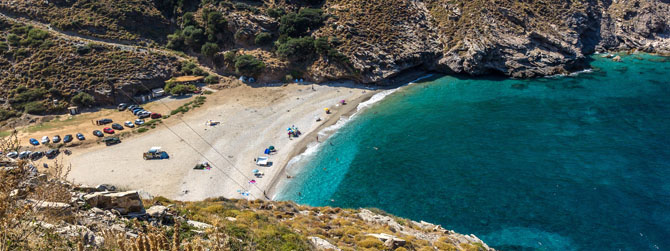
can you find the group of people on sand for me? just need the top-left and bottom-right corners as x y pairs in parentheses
(287, 125), (302, 139)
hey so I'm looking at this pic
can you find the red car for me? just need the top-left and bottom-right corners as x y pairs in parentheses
(150, 113), (162, 119)
(103, 127), (115, 134)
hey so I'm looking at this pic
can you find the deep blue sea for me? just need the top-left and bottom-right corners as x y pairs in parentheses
(277, 54), (670, 250)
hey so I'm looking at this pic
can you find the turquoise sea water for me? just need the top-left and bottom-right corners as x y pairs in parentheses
(277, 54), (670, 250)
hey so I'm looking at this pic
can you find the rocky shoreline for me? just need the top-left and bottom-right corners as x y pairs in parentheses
(4, 165), (496, 250)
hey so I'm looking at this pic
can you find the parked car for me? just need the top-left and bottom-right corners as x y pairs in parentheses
(132, 109), (145, 115)
(29, 138), (39, 146)
(52, 135), (61, 143)
(150, 113), (162, 119)
(46, 149), (59, 159)
(41, 136), (50, 144)
(111, 123), (124, 130)
(93, 130), (104, 137)
(103, 127), (115, 134)
(138, 113), (151, 119)
(128, 105), (138, 110)
(135, 119), (145, 125)
(96, 118), (113, 125)
(117, 103), (128, 111)
(102, 137), (121, 146)
(6, 151), (18, 158)
(18, 151), (31, 159)
(124, 121), (135, 128)
(76, 133), (85, 140)
(63, 134), (73, 143)
(29, 151), (43, 160)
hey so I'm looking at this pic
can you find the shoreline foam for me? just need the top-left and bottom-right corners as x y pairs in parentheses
(268, 74), (435, 200)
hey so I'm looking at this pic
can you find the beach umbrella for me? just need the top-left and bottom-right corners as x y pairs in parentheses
(249, 180), (256, 184)
(253, 169), (259, 173)
(269, 146), (275, 151)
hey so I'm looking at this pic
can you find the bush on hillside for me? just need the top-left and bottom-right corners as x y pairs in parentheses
(201, 42), (219, 58)
(70, 92), (95, 106)
(10, 87), (47, 104)
(169, 84), (196, 95)
(279, 8), (324, 37)
(234, 55), (265, 76)
(205, 11), (227, 34)
(182, 25), (204, 50)
(276, 36), (315, 60)
(314, 36), (330, 55)
(204, 75), (219, 84)
(254, 32), (272, 46)
(266, 8), (286, 19)
(23, 101), (47, 115)
(0, 109), (20, 121)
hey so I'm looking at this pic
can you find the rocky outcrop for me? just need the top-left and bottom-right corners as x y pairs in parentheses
(313, 0), (670, 81)
(83, 191), (145, 215)
(309, 236), (341, 251)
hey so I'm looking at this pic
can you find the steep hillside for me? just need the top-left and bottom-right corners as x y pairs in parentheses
(1, 0), (668, 82)
(0, 0), (667, 120)
(0, 17), (181, 123)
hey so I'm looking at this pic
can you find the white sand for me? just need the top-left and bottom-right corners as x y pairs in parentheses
(67, 83), (375, 201)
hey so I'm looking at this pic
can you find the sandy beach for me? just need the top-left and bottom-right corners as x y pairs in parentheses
(66, 83), (377, 201)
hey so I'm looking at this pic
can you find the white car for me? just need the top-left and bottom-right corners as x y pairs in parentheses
(124, 121), (135, 128)
(41, 136), (50, 144)
(135, 119), (145, 125)
(6, 151), (18, 158)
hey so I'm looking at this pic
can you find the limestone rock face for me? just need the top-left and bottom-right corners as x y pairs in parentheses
(311, 0), (670, 82)
(84, 191), (144, 215)
(146, 205), (168, 218)
(308, 236), (341, 251)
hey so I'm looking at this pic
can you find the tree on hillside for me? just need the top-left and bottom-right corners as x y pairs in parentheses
(201, 42), (220, 58)
(234, 55), (265, 76)
(71, 92), (95, 106)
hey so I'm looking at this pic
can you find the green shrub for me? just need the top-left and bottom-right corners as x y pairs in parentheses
(76, 45), (91, 55)
(24, 101), (47, 115)
(170, 84), (196, 95)
(11, 88), (47, 104)
(266, 8), (286, 19)
(279, 9), (324, 37)
(7, 34), (20, 46)
(205, 11), (227, 34)
(276, 36), (315, 60)
(234, 55), (265, 76)
(201, 42), (220, 58)
(70, 92), (95, 106)
(0, 42), (8, 53)
(328, 48), (349, 63)
(204, 75), (218, 84)
(137, 127), (148, 133)
(167, 30), (185, 50)
(224, 51), (237, 64)
(182, 12), (197, 27)
(0, 109), (20, 121)
(182, 25), (205, 49)
(203, 90), (213, 95)
(254, 32), (273, 46)
(314, 36), (330, 55)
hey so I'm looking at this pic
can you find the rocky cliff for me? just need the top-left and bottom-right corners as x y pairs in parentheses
(1, 0), (667, 84)
(316, 0), (670, 81)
